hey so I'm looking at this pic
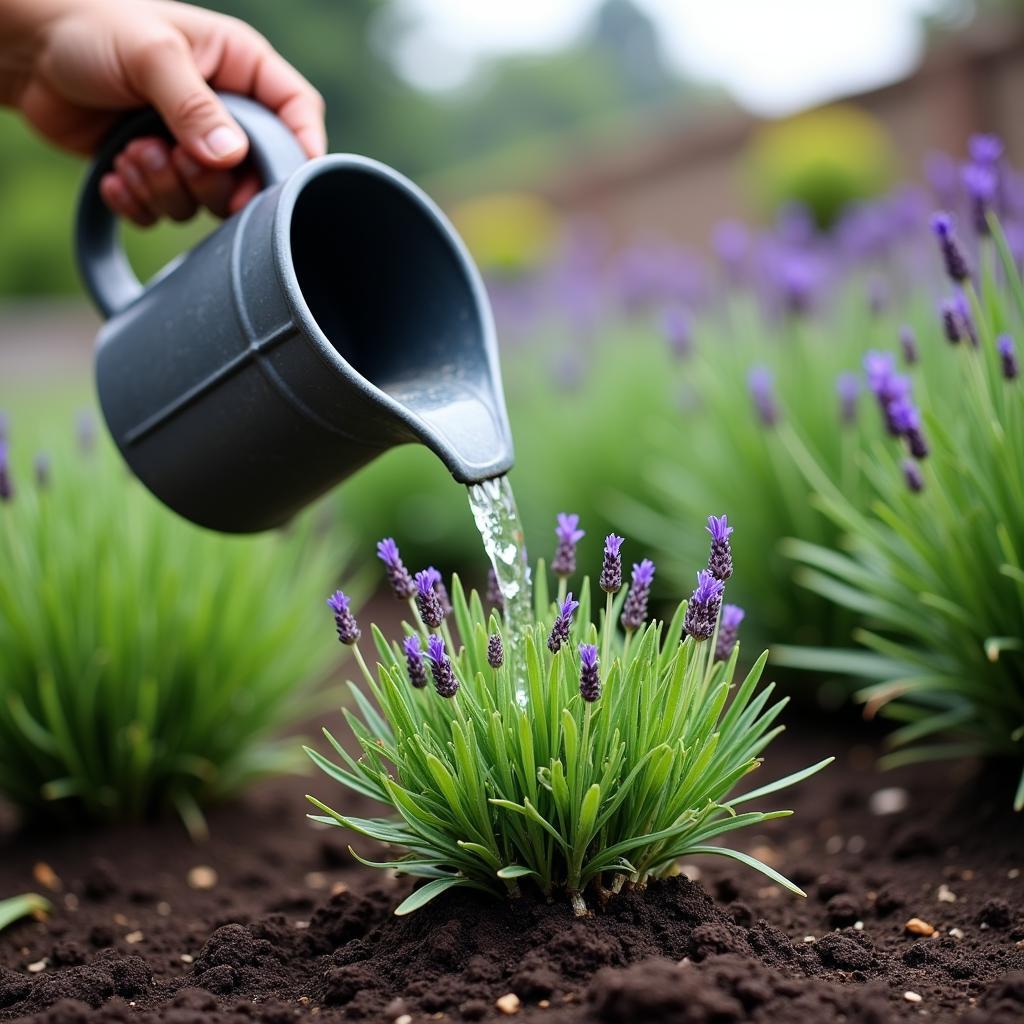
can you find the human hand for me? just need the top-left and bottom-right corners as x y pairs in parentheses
(5, 0), (325, 225)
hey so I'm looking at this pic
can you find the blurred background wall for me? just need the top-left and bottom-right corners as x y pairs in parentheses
(1, 0), (1021, 379)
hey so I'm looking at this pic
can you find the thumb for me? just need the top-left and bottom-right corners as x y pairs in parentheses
(126, 32), (248, 167)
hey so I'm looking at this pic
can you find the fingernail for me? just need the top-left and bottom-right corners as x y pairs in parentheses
(141, 144), (166, 172)
(203, 125), (245, 158)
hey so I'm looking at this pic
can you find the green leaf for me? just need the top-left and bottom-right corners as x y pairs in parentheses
(393, 877), (470, 916)
(0, 894), (51, 932)
(687, 846), (806, 897)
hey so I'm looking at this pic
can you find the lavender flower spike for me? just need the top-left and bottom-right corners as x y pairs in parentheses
(903, 459), (924, 494)
(715, 604), (745, 663)
(748, 366), (778, 427)
(931, 212), (970, 284)
(684, 570), (725, 642)
(487, 634), (504, 669)
(426, 635), (459, 698)
(899, 325), (918, 366)
(836, 373), (859, 426)
(963, 163), (997, 236)
(547, 594), (580, 654)
(600, 534), (624, 593)
(998, 335), (1019, 381)
(552, 513), (585, 578)
(578, 643), (601, 702)
(377, 538), (416, 600)
(706, 514), (733, 581)
(0, 441), (12, 503)
(403, 635), (429, 689)
(426, 566), (453, 618)
(954, 292), (979, 348)
(621, 559), (655, 631)
(414, 570), (445, 629)
(969, 133), (1003, 166)
(940, 299), (961, 344)
(327, 591), (360, 645)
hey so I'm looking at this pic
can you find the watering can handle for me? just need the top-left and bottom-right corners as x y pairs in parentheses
(75, 92), (308, 318)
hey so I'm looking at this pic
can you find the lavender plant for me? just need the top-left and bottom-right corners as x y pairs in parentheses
(0, 414), (347, 834)
(780, 195), (1024, 806)
(308, 518), (830, 915)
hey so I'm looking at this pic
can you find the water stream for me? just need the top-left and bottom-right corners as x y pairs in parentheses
(466, 475), (532, 698)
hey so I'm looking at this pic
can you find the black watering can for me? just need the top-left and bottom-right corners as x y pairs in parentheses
(76, 94), (514, 533)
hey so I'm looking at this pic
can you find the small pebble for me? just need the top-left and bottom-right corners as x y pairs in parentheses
(496, 993), (521, 1015)
(905, 917), (936, 936)
(187, 866), (218, 890)
(156, 902), (171, 916)
(63, 894), (79, 912)
(33, 862), (62, 892)
(1009, 869), (1020, 879)
(298, 996), (310, 1006)
(949, 928), (964, 939)
(904, 991), (922, 1003)
(538, 1000), (550, 1009)
(124, 931), (144, 944)
(825, 835), (844, 855)
(113, 913), (129, 926)
(853, 921), (864, 931)
(937, 884), (956, 903)
(304, 872), (327, 890)
(395, 1017), (412, 1024)
(180, 954), (194, 964)
(961, 869), (974, 880)
(846, 835), (866, 855)
(27, 959), (47, 973)
(869, 787), (909, 816)
(803, 935), (816, 943)
(330, 881), (349, 896)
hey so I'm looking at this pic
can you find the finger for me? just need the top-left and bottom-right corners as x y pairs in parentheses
(122, 29), (249, 167)
(193, 25), (326, 158)
(172, 147), (236, 219)
(123, 138), (197, 222)
(113, 151), (156, 211)
(227, 170), (261, 216)
(100, 173), (157, 227)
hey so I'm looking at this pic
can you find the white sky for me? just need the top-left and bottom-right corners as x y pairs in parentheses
(390, 0), (961, 117)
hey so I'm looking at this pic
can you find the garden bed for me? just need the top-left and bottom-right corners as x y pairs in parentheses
(2, 723), (1022, 1024)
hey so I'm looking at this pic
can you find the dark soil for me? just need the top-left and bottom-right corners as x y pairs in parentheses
(2, 726), (1023, 1023)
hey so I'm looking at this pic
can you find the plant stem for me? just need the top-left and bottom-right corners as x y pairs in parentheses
(352, 643), (374, 688)
(601, 591), (614, 669)
(570, 890), (589, 917)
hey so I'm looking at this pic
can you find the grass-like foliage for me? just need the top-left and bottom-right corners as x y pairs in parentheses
(780, 205), (1024, 807)
(308, 519), (830, 915)
(0, 414), (347, 834)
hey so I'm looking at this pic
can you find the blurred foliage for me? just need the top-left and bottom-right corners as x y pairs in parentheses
(451, 194), (558, 276)
(744, 106), (896, 229)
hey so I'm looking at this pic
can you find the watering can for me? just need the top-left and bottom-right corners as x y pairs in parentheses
(75, 93), (514, 533)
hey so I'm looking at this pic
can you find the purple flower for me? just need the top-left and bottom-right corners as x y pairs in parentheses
(547, 594), (580, 654)
(715, 604), (745, 663)
(963, 163), (997, 236)
(426, 635), (458, 698)
(706, 515), (733, 582)
(890, 399), (929, 459)
(998, 335), (1019, 381)
(954, 292), (978, 347)
(621, 559), (655, 631)
(404, 635), (428, 689)
(778, 253), (818, 315)
(684, 570), (725, 642)
(748, 366), (778, 427)
(899, 325), (918, 366)
(662, 306), (693, 359)
(903, 459), (924, 493)
(940, 298), (961, 344)
(864, 350), (897, 392)
(600, 534), (624, 594)
(931, 212), (970, 284)
(33, 453), (50, 490)
(578, 643), (601, 702)
(487, 633), (504, 669)
(486, 568), (504, 611)
(377, 538), (416, 600)
(969, 133), (1003, 166)
(552, 513), (585, 578)
(327, 591), (360, 645)
(0, 441), (12, 503)
(414, 570), (445, 629)
(712, 219), (750, 279)
(427, 567), (452, 618)
(837, 373), (859, 426)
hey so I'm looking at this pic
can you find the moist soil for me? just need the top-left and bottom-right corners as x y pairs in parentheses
(1, 723), (1023, 1023)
